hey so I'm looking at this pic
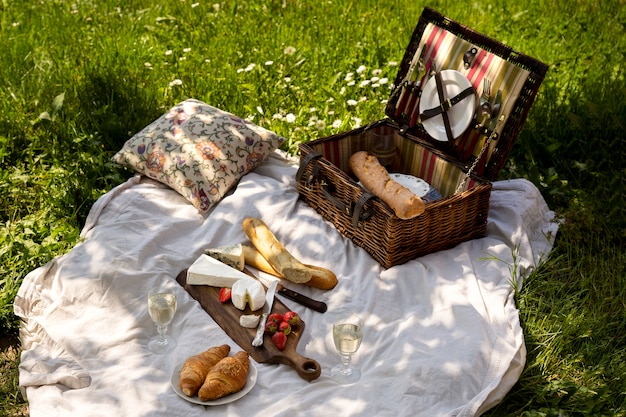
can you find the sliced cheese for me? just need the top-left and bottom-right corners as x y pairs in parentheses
(204, 243), (245, 271)
(231, 278), (265, 311)
(239, 314), (260, 328)
(186, 254), (249, 287)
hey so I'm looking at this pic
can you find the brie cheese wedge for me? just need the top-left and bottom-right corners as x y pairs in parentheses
(186, 254), (249, 287)
(231, 278), (265, 311)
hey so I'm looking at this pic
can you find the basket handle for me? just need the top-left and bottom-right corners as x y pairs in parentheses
(297, 151), (375, 227)
(296, 151), (323, 183)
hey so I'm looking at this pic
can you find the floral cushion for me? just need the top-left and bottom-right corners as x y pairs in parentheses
(111, 99), (285, 212)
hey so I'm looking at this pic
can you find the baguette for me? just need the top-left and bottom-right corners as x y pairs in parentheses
(349, 151), (425, 219)
(242, 244), (338, 290)
(242, 218), (311, 284)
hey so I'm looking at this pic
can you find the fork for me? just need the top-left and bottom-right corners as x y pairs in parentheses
(479, 78), (491, 120)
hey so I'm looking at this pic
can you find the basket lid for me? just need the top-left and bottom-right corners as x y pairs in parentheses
(385, 7), (548, 181)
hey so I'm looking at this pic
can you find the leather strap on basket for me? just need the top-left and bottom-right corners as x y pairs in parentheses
(420, 86), (474, 121)
(296, 151), (322, 184)
(433, 69), (454, 142)
(352, 191), (375, 228)
(296, 150), (374, 227)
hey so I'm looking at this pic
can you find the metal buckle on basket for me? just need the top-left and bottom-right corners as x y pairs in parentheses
(306, 165), (321, 187)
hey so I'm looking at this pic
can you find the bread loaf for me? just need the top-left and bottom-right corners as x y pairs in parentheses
(349, 151), (425, 219)
(242, 244), (338, 290)
(179, 344), (230, 397)
(242, 218), (311, 284)
(198, 351), (250, 401)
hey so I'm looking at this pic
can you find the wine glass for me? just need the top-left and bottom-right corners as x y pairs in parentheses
(331, 313), (364, 384)
(147, 287), (177, 354)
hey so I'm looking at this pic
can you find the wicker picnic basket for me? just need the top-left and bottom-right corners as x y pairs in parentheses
(296, 7), (548, 268)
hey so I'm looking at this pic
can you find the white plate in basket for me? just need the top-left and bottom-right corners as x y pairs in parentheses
(419, 69), (476, 141)
(390, 173), (431, 197)
(359, 173), (441, 203)
(170, 359), (258, 406)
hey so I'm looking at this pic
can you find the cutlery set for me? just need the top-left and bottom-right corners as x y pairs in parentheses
(394, 46), (505, 146)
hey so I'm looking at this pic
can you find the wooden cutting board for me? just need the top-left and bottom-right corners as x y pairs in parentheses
(176, 270), (321, 381)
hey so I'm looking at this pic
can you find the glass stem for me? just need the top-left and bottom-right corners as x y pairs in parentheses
(157, 324), (167, 344)
(340, 353), (352, 375)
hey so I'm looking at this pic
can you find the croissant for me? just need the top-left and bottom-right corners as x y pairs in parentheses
(179, 344), (230, 397)
(198, 351), (250, 401)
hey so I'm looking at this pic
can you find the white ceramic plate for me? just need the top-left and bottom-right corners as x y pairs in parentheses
(389, 173), (430, 197)
(170, 358), (258, 406)
(419, 69), (476, 141)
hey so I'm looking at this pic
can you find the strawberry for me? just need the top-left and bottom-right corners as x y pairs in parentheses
(278, 321), (291, 335)
(264, 320), (278, 334)
(282, 311), (300, 327)
(268, 313), (283, 324)
(272, 331), (287, 351)
(218, 287), (232, 303)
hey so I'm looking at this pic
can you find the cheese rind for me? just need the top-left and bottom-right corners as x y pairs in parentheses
(231, 278), (265, 311)
(187, 254), (250, 287)
(204, 243), (245, 271)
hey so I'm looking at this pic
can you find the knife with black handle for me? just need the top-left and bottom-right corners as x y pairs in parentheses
(244, 268), (328, 314)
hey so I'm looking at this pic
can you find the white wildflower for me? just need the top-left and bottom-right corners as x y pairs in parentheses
(183, 48), (192, 53)
(309, 107), (317, 113)
(284, 46), (296, 55)
(332, 119), (342, 128)
(165, 50), (173, 56)
(346, 99), (358, 106)
(285, 113), (296, 123)
(191, 3), (199, 8)
(339, 87), (346, 95)
(372, 69), (382, 76)
(356, 65), (367, 74)
(359, 79), (371, 88)
(344, 72), (354, 81)
(387, 61), (398, 66)
(168, 79), (183, 87)
(245, 63), (255, 72)
(257, 106), (264, 114)
(352, 117), (362, 128)
(265, 60), (274, 66)
(272, 113), (283, 120)
(347, 81), (355, 87)
(316, 119), (326, 130)
(379, 77), (389, 85)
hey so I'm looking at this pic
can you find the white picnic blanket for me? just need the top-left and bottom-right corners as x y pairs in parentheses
(14, 150), (557, 417)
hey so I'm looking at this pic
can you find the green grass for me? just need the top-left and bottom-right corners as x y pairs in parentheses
(1, 0), (624, 415)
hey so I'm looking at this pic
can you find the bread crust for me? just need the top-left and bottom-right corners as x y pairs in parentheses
(197, 351), (250, 401)
(179, 344), (230, 397)
(349, 151), (425, 219)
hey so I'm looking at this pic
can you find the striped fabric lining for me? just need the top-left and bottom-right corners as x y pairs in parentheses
(312, 127), (476, 199)
(400, 23), (531, 164)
